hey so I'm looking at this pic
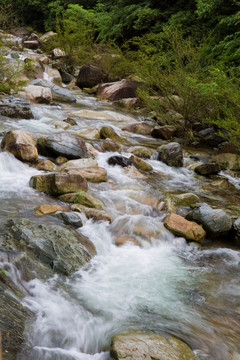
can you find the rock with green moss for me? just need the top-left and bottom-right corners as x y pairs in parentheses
(213, 153), (240, 171)
(110, 331), (195, 360)
(171, 193), (200, 207)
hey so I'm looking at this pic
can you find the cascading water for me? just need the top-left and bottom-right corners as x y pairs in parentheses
(1, 49), (240, 360)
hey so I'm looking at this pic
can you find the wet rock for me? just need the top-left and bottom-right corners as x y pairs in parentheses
(126, 146), (152, 159)
(35, 159), (57, 171)
(71, 204), (112, 223)
(123, 166), (147, 179)
(60, 158), (98, 171)
(37, 133), (90, 159)
(59, 191), (103, 208)
(100, 126), (124, 142)
(194, 163), (221, 176)
(34, 204), (67, 216)
(52, 48), (66, 60)
(0, 96), (33, 119)
(0, 274), (33, 360)
(233, 217), (240, 245)
(75, 127), (101, 140)
(102, 139), (123, 152)
(157, 142), (183, 167)
(97, 79), (140, 101)
(170, 193), (200, 207)
(55, 156), (68, 165)
(57, 211), (83, 227)
(1, 130), (38, 162)
(151, 125), (177, 139)
(46, 67), (62, 86)
(187, 203), (232, 238)
(122, 122), (153, 135)
(0, 218), (95, 276)
(64, 117), (77, 126)
(76, 64), (108, 88)
(29, 79), (76, 103)
(24, 85), (52, 104)
(129, 155), (153, 172)
(30, 172), (88, 195)
(66, 167), (107, 183)
(213, 153), (240, 171)
(108, 155), (134, 167)
(110, 331), (195, 360)
(164, 213), (206, 243)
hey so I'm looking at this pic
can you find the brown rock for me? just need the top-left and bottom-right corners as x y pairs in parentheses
(194, 163), (221, 176)
(59, 191), (103, 208)
(67, 167), (107, 183)
(97, 79), (140, 101)
(24, 85), (52, 104)
(71, 204), (112, 223)
(1, 130), (38, 162)
(115, 236), (141, 246)
(164, 213), (206, 242)
(126, 146), (152, 158)
(122, 122), (153, 135)
(34, 204), (67, 216)
(35, 160), (57, 172)
(102, 139), (123, 152)
(151, 125), (177, 139)
(29, 173), (88, 195)
(129, 155), (153, 172)
(76, 64), (108, 88)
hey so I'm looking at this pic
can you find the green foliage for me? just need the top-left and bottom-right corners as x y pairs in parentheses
(0, 269), (7, 276)
(0, 49), (26, 94)
(0, 0), (20, 30)
(74, 190), (84, 203)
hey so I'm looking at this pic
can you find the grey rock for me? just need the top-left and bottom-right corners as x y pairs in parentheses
(29, 79), (76, 103)
(233, 217), (240, 245)
(187, 203), (232, 238)
(0, 218), (95, 276)
(0, 96), (33, 119)
(37, 133), (90, 159)
(157, 142), (183, 167)
(58, 211), (83, 228)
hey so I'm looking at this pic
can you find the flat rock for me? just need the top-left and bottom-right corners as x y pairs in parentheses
(34, 204), (67, 216)
(194, 163), (221, 176)
(110, 332), (195, 360)
(0, 96), (33, 119)
(60, 158), (98, 171)
(66, 167), (107, 183)
(74, 127), (101, 140)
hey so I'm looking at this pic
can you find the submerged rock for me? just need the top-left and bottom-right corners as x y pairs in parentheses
(71, 204), (112, 223)
(59, 191), (103, 208)
(110, 331), (196, 360)
(1, 130), (38, 162)
(187, 203), (232, 238)
(157, 142), (183, 167)
(164, 213), (206, 243)
(37, 133), (90, 159)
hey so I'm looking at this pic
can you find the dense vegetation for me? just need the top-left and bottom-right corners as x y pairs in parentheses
(0, 0), (240, 145)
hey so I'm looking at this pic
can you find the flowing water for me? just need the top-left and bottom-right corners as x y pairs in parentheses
(1, 50), (240, 360)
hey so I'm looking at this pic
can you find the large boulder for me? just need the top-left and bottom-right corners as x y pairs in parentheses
(1, 130), (38, 162)
(37, 133), (90, 159)
(30, 172), (88, 195)
(126, 146), (152, 159)
(157, 142), (183, 167)
(187, 203), (232, 238)
(164, 213), (206, 243)
(29, 79), (76, 103)
(110, 332), (195, 360)
(0, 96), (33, 119)
(76, 64), (109, 88)
(151, 125), (177, 140)
(97, 79), (140, 101)
(0, 218), (95, 277)
(24, 85), (52, 104)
